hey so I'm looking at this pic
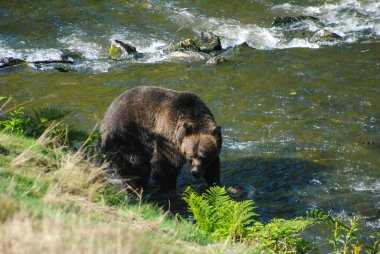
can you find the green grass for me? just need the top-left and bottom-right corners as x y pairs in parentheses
(0, 130), (379, 254)
(0, 132), (225, 253)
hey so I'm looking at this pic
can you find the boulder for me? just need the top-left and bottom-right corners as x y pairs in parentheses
(206, 42), (255, 64)
(173, 39), (200, 52)
(109, 40), (137, 60)
(61, 49), (84, 61)
(225, 42), (256, 53)
(193, 31), (222, 53)
(0, 57), (26, 68)
(272, 16), (324, 27)
(167, 51), (207, 62)
(173, 31), (222, 54)
(309, 28), (343, 43)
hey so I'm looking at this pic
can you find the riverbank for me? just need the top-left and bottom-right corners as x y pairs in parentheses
(0, 132), (222, 253)
(0, 129), (378, 253)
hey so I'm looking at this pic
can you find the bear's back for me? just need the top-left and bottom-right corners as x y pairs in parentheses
(100, 86), (217, 146)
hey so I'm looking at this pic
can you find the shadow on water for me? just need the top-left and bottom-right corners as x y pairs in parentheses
(220, 156), (327, 221)
(145, 155), (327, 222)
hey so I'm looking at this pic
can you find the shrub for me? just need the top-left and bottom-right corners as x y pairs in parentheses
(183, 186), (256, 242)
(183, 186), (312, 252)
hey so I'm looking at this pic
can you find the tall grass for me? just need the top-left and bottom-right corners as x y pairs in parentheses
(0, 130), (225, 254)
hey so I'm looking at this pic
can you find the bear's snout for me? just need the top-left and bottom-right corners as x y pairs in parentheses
(190, 158), (205, 178)
(191, 167), (202, 178)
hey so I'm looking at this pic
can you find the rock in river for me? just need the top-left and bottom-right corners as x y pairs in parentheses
(309, 28), (343, 43)
(272, 16), (324, 27)
(167, 51), (207, 62)
(109, 40), (138, 60)
(194, 31), (222, 53)
(174, 31), (222, 53)
(0, 57), (26, 68)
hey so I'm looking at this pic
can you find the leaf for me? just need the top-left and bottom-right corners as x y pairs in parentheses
(39, 117), (48, 123)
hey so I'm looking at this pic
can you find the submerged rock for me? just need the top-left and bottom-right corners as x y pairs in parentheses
(272, 16), (324, 27)
(309, 28), (343, 43)
(167, 51), (207, 62)
(61, 49), (84, 61)
(109, 40), (137, 60)
(206, 55), (229, 64)
(226, 42), (256, 53)
(1, 56), (74, 70)
(0, 57), (26, 68)
(206, 42), (255, 64)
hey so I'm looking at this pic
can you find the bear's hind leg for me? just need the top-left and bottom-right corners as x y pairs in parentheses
(104, 134), (152, 190)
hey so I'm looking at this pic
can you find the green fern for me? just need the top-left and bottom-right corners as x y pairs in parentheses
(183, 186), (257, 241)
(28, 106), (70, 136)
(248, 218), (312, 253)
(183, 186), (313, 251)
(306, 209), (349, 229)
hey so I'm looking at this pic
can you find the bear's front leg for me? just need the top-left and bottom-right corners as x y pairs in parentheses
(150, 155), (179, 191)
(203, 156), (220, 186)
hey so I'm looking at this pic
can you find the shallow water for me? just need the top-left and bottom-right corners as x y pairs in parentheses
(1, 0), (379, 242)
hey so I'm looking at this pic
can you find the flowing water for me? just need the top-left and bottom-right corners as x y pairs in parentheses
(1, 0), (379, 244)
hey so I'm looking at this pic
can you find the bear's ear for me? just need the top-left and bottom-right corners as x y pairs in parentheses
(176, 122), (193, 145)
(212, 125), (221, 137)
(212, 125), (222, 151)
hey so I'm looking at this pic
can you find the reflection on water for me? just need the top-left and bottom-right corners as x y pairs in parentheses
(1, 0), (379, 241)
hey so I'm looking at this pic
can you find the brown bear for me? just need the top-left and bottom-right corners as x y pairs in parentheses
(99, 86), (222, 190)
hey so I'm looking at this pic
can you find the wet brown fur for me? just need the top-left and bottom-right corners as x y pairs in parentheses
(100, 86), (222, 190)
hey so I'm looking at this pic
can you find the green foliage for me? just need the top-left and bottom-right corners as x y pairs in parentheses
(307, 209), (380, 254)
(0, 171), (49, 200)
(183, 186), (313, 252)
(0, 96), (98, 150)
(98, 186), (128, 207)
(183, 186), (257, 242)
(367, 232), (380, 254)
(0, 106), (30, 134)
(28, 106), (70, 137)
(248, 218), (312, 253)
(306, 208), (349, 229)
(326, 216), (363, 254)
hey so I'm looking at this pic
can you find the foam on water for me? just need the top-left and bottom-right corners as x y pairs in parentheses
(0, 41), (61, 62)
(163, 5), (282, 49)
(58, 34), (103, 60)
(352, 180), (380, 192)
(1, 0), (379, 68)
(109, 30), (170, 63)
(0, 41), (24, 59)
(25, 48), (63, 62)
(273, 0), (380, 42)
(161, 0), (379, 50)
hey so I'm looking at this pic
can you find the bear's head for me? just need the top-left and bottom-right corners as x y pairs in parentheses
(176, 122), (221, 180)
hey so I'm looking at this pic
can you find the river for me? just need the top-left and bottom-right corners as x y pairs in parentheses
(1, 0), (379, 244)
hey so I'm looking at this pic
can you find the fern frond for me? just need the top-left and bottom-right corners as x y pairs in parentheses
(306, 209), (349, 229)
(183, 186), (257, 242)
(203, 186), (231, 207)
(32, 106), (70, 123)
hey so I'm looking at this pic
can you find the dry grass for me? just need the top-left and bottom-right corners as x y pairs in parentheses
(0, 211), (192, 254)
(0, 130), (227, 254)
